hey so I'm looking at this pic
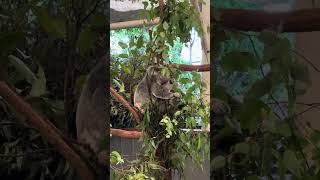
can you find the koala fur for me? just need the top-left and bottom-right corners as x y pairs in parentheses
(134, 65), (180, 113)
(76, 60), (108, 167)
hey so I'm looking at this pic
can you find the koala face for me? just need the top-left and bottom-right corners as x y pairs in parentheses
(147, 66), (175, 91)
(134, 65), (180, 112)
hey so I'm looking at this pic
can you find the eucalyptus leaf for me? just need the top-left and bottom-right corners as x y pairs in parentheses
(0, 32), (25, 55)
(221, 51), (258, 72)
(118, 42), (128, 49)
(32, 6), (66, 38)
(77, 28), (96, 55)
(283, 150), (301, 177)
(8, 55), (36, 83)
(30, 65), (46, 97)
(234, 142), (249, 154)
(212, 156), (226, 170)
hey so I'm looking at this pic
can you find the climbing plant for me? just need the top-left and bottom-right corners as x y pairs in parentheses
(110, 0), (209, 179)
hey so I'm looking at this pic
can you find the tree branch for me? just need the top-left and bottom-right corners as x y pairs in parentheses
(110, 87), (143, 122)
(215, 8), (320, 32)
(80, 0), (102, 25)
(170, 63), (210, 72)
(111, 128), (141, 139)
(0, 81), (96, 180)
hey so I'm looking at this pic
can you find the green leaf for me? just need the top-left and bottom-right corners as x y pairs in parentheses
(234, 142), (249, 154)
(290, 60), (311, 94)
(8, 55), (36, 83)
(163, 21), (169, 30)
(247, 175), (259, 180)
(0, 32), (25, 55)
(142, 1), (149, 9)
(211, 85), (231, 101)
(129, 38), (135, 47)
(212, 156), (226, 170)
(263, 38), (291, 61)
(30, 65), (46, 97)
(283, 150), (301, 177)
(245, 73), (278, 100)
(311, 131), (320, 148)
(91, 14), (107, 28)
(77, 28), (96, 55)
(276, 122), (292, 137)
(221, 51), (258, 72)
(118, 42), (128, 49)
(119, 82), (125, 93)
(110, 151), (124, 165)
(75, 75), (88, 90)
(122, 65), (131, 74)
(160, 32), (165, 38)
(239, 98), (269, 133)
(32, 6), (66, 38)
(137, 36), (144, 48)
(119, 54), (129, 59)
(179, 77), (191, 84)
(258, 30), (279, 45)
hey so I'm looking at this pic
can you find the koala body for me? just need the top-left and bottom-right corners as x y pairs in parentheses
(76, 60), (108, 167)
(134, 65), (180, 113)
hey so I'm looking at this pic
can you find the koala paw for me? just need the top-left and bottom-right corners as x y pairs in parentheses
(173, 92), (181, 98)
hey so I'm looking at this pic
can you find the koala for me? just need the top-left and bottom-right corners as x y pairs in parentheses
(134, 65), (181, 113)
(75, 59), (108, 169)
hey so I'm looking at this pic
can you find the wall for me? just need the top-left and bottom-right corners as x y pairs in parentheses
(294, 0), (320, 131)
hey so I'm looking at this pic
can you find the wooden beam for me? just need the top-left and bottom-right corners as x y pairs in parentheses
(110, 128), (209, 139)
(215, 8), (320, 32)
(110, 17), (160, 30)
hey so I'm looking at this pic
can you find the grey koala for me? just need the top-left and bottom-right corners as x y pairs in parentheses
(76, 60), (108, 167)
(134, 65), (181, 113)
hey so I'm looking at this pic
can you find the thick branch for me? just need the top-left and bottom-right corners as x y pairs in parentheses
(191, 0), (210, 57)
(0, 81), (95, 180)
(111, 128), (141, 139)
(110, 87), (143, 122)
(215, 8), (320, 32)
(171, 64), (210, 72)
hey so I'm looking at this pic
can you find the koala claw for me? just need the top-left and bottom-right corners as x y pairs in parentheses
(135, 103), (142, 109)
(173, 92), (181, 98)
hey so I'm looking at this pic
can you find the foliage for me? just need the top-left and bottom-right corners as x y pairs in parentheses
(212, 2), (320, 179)
(110, 0), (209, 179)
(0, 0), (107, 179)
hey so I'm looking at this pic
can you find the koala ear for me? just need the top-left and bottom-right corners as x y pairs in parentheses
(146, 66), (155, 76)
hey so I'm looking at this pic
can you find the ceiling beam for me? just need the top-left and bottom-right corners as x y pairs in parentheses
(215, 8), (320, 32)
(110, 17), (160, 30)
